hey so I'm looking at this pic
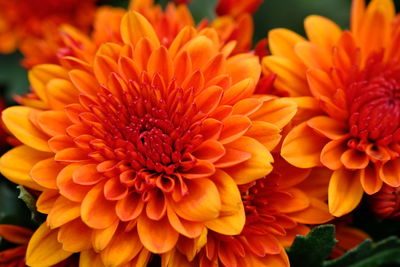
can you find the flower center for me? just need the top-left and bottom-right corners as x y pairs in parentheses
(347, 56), (400, 146)
(77, 74), (205, 195)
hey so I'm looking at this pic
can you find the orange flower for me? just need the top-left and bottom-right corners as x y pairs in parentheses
(0, 11), (296, 266)
(264, 0), (400, 216)
(0, 0), (96, 56)
(163, 155), (333, 267)
(369, 184), (400, 218)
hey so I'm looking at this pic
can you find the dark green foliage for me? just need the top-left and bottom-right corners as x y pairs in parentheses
(325, 237), (400, 267)
(287, 224), (336, 267)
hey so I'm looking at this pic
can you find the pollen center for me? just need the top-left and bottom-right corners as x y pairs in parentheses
(347, 59), (400, 146)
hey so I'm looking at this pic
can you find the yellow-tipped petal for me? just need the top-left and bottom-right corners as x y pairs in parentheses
(2, 106), (50, 152)
(121, 11), (160, 47)
(0, 145), (50, 190)
(26, 224), (72, 267)
(328, 169), (364, 216)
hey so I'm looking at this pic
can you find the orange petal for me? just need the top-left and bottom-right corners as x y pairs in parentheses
(192, 139), (225, 163)
(69, 69), (99, 97)
(147, 46), (173, 82)
(57, 219), (92, 252)
(288, 198), (333, 224)
(340, 149), (369, 169)
(245, 121), (281, 151)
(26, 224), (72, 267)
(213, 147), (251, 168)
(137, 215), (179, 253)
(92, 220), (119, 252)
(36, 111), (70, 137)
(0, 225), (33, 244)
(232, 98), (263, 117)
(262, 56), (309, 96)
(328, 169), (364, 216)
(226, 53), (260, 85)
(224, 136), (273, 184)
(0, 145), (49, 190)
(46, 79), (79, 109)
(2, 106), (50, 152)
(204, 170), (245, 235)
(36, 190), (59, 214)
(47, 196), (81, 229)
(167, 207), (204, 238)
(360, 163), (382, 194)
(172, 178), (221, 222)
(320, 138), (348, 170)
(146, 190), (167, 220)
(184, 159), (216, 179)
(307, 116), (347, 140)
(379, 158), (400, 187)
(30, 158), (62, 189)
(121, 11), (160, 47)
(219, 115), (252, 144)
(116, 192), (144, 221)
(250, 97), (297, 129)
(304, 15), (342, 50)
(295, 42), (331, 70)
(195, 86), (224, 114)
(80, 250), (105, 267)
(272, 188), (310, 213)
(57, 164), (91, 202)
(73, 164), (104, 185)
(28, 64), (68, 104)
(282, 122), (328, 168)
(81, 182), (118, 229)
(55, 147), (89, 163)
(268, 28), (305, 61)
(101, 228), (142, 266)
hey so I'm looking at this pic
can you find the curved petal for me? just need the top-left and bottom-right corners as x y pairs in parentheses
(57, 219), (92, 252)
(81, 182), (118, 229)
(340, 149), (369, 170)
(101, 228), (142, 266)
(0, 145), (50, 190)
(304, 15), (342, 50)
(320, 138), (348, 170)
(288, 198), (333, 224)
(137, 214), (179, 253)
(172, 178), (221, 222)
(307, 116), (347, 140)
(282, 122), (328, 168)
(121, 11), (160, 46)
(328, 169), (364, 216)
(2, 106), (50, 152)
(360, 163), (382, 194)
(224, 136), (273, 184)
(30, 157), (62, 189)
(47, 196), (81, 229)
(26, 224), (72, 267)
(379, 158), (400, 187)
(204, 170), (245, 235)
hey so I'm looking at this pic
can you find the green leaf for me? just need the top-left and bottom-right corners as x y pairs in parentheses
(17, 186), (45, 225)
(324, 236), (400, 267)
(189, 0), (217, 23)
(287, 224), (336, 267)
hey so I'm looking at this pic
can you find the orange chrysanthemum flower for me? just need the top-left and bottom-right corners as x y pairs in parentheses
(369, 184), (400, 218)
(163, 155), (333, 267)
(264, 0), (400, 216)
(0, 11), (296, 266)
(0, 0), (96, 56)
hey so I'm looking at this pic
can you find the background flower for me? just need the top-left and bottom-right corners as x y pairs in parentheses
(264, 0), (400, 216)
